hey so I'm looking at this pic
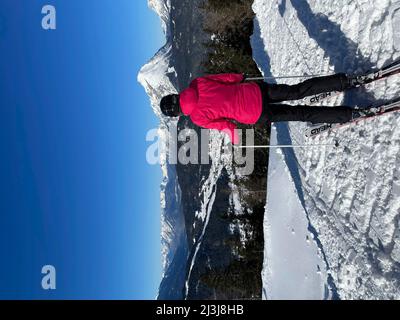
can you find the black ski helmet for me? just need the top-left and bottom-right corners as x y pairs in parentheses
(160, 94), (181, 117)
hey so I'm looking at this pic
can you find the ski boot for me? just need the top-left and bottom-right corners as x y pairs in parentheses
(347, 74), (375, 88)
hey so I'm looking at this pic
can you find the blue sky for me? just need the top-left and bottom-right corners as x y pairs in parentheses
(0, 0), (164, 299)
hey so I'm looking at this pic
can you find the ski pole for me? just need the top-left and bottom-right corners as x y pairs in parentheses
(236, 141), (339, 149)
(244, 73), (334, 81)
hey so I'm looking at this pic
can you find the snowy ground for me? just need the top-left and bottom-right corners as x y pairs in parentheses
(253, 0), (400, 299)
(263, 126), (329, 300)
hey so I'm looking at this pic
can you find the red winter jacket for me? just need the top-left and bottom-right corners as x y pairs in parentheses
(179, 73), (263, 145)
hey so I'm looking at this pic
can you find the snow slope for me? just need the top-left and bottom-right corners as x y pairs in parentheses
(263, 126), (329, 300)
(253, 0), (400, 299)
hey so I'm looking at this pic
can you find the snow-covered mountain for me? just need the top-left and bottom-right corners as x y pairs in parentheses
(253, 0), (400, 299)
(138, 0), (265, 300)
(148, 0), (171, 34)
(137, 0), (182, 277)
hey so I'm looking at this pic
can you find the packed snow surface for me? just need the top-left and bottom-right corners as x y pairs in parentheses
(253, 0), (400, 299)
(263, 126), (329, 300)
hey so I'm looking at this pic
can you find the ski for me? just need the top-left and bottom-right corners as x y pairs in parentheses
(305, 97), (400, 138)
(304, 58), (400, 105)
(305, 90), (338, 104)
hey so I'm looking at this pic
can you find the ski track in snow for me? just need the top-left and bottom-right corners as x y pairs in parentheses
(253, 0), (400, 299)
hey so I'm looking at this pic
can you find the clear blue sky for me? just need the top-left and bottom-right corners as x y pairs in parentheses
(0, 0), (164, 299)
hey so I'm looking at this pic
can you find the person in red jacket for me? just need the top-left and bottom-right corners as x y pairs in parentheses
(159, 73), (367, 144)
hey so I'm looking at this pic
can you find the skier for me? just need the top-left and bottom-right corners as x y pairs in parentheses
(159, 73), (373, 144)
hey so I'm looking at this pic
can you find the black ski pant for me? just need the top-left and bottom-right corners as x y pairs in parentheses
(256, 73), (353, 124)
